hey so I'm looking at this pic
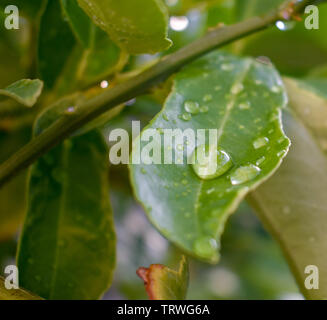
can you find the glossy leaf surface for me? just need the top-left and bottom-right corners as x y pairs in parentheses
(130, 51), (290, 263)
(77, 0), (172, 54)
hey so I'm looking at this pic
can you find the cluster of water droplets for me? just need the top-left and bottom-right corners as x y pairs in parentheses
(180, 99), (210, 122)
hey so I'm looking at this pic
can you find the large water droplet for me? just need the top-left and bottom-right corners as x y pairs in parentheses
(253, 137), (269, 149)
(184, 100), (200, 114)
(230, 164), (261, 185)
(194, 236), (218, 259)
(191, 145), (233, 180)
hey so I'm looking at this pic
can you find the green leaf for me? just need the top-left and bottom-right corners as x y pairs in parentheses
(0, 79), (43, 107)
(235, 0), (285, 21)
(77, 0), (172, 54)
(38, 0), (76, 89)
(129, 51), (290, 263)
(137, 256), (188, 300)
(61, 0), (92, 48)
(38, 0), (123, 96)
(0, 127), (30, 241)
(17, 126), (116, 299)
(248, 77), (327, 299)
(0, 277), (43, 300)
(283, 77), (327, 151)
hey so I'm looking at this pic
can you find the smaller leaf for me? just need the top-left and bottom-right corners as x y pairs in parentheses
(77, 0), (172, 54)
(0, 79), (43, 107)
(0, 277), (43, 300)
(61, 0), (92, 48)
(137, 256), (189, 300)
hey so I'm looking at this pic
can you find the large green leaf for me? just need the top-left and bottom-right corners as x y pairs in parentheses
(17, 125), (116, 299)
(129, 51), (290, 263)
(77, 0), (172, 54)
(0, 79), (43, 107)
(0, 277), (42, 300)
(137, 256), (188, 300)
(249, 78), (327, 299)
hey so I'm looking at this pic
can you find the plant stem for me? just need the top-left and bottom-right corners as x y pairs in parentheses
(0, 0), (313, 187)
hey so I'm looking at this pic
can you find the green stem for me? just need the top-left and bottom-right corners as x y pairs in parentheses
(0, 0), (313, 187)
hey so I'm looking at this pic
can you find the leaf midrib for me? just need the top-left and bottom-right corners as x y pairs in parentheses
(193, 59), (253, 236)
(49, 142), (70, 299)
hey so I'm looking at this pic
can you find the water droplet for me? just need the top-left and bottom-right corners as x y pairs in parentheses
(253, 137), (269, 149)
(221, 63), (234, 71)
(100, 80), (109, 89)
(181, 179), (188, 185)
(256, 156), (266, 166)
(170, 16), (189, 31)
(231, 83), (244, 95)
(191, 145), (233, 180)
(199, 105), (209, 113)
(230, 164), (261, 185)
(181, 113), (192, 121)
(275, 20), (295, 31)
(184, 100), (200, 114)
(65, 106), (75, 114)
(194, 236), (218, 260)
(207, 188), (215, 194)
(277, 150), (286, 157)
(203, 94), (213, 102)
(239, 102), (250, 110)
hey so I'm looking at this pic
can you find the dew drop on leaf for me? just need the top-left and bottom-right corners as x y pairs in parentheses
(239, 102), (250, 110)
(253, 137), (269, 149)
(181, 113), (192, 121)
(221, 63), (234, 71)
(199, 105), (209, 113)
(184, 100), (200, 114)
(256, 156), (266, 166)
(230, 164), (261, 185)
(193, 236), (218, 259)
(231, 83), (244, 95)
(203, 94), (213, 102)
(191, 145), (233, 180)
